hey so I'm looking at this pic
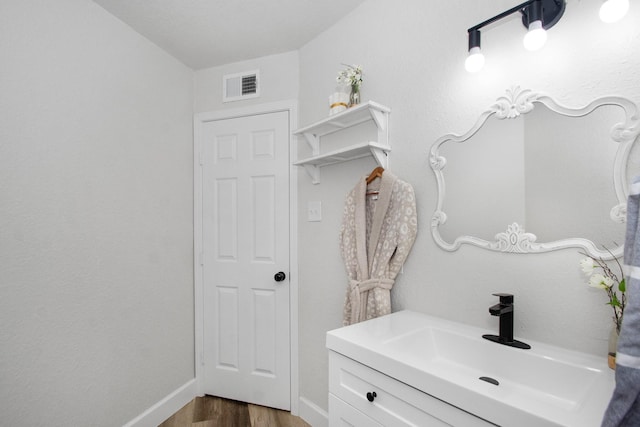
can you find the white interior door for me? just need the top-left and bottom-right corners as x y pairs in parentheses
(201, 110), (290, 410)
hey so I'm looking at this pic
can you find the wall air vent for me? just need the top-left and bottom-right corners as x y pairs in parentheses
(223, 70), (260, 102)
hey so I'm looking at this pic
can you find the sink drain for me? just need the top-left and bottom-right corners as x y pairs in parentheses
(479, 376), (499, 386)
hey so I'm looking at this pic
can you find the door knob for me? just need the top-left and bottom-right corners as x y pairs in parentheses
(274, 271), (286, 282)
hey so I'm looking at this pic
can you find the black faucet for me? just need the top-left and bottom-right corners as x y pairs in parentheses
(482, 293), (531, 350)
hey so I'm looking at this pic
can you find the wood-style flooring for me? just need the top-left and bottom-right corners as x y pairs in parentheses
(158, 395), (311, 427)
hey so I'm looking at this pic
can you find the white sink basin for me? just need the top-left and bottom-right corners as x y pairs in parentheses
(326, 310), (615, 427)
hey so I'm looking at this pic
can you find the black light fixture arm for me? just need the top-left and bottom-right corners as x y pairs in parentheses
(468, 0), (539, 34)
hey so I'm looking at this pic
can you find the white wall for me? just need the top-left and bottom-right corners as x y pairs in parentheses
(297, 0), (640, 412)
(0, 1), (194, 425)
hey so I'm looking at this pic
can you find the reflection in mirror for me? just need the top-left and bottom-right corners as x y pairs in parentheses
(429, 87), (640, 259)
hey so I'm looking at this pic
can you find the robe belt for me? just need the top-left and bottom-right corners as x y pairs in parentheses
(349, 278), (395, 324)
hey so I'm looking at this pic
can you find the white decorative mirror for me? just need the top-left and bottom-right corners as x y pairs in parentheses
(429, 87), (640, 259)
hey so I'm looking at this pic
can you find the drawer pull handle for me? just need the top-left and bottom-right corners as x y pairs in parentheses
(366, 391), (377, 402)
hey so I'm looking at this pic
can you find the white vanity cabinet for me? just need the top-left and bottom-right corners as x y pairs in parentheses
(328, 351), (493, 427)
(327, 311), (615, 426)
(329, 394), (382, 427)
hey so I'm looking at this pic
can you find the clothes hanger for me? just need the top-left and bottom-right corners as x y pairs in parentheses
(366, 166), (384, 196)
(366, 166), (384, 184)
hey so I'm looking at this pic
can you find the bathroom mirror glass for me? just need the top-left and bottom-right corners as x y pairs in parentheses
(429, 87), (640, 259)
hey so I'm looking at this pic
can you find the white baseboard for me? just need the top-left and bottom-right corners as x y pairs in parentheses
(299, 396), (328, 427)
(123, 378), (198, 427)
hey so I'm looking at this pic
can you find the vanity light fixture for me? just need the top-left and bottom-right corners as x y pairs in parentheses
(522, 0), (547, 51)
(464, 29), (485, 73)
(599, 0), (629, 23)
(465, 0), (566, 72)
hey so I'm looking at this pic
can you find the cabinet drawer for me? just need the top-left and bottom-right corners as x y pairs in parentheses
(329, 393), (383, 426)
(329, 351), (494, 427)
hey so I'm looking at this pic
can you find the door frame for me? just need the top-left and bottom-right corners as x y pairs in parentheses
(193, 100), (299, 414)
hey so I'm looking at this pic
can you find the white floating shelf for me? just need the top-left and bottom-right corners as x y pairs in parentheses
(294, 141), (391, 184)
(293, 101), (391, 184)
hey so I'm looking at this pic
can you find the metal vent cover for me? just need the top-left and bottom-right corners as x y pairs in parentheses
(223, 70), (260, 102)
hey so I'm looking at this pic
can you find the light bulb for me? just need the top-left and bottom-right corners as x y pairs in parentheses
(523, 20), (547, 51)
(599, 0), (629, 23)
(465, 47), (485, 73)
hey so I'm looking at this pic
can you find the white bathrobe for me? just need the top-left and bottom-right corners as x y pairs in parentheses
(340, 171), (418, 325)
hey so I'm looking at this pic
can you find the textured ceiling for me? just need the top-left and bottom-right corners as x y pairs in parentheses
(93, 0), (366, 70)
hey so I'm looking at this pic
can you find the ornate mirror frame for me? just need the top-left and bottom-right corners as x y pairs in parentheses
(429, 87), (640, 259)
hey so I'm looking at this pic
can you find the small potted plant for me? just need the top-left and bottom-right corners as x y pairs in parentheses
(336, 64), (363, 107)
(579, 253), (626, 369)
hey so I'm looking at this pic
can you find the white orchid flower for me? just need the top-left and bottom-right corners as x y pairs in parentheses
(336, 64), (363, 87)
(603, 276), (615, 288)
(580, 258), (595, 276)
(589, 274), (611, 289)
